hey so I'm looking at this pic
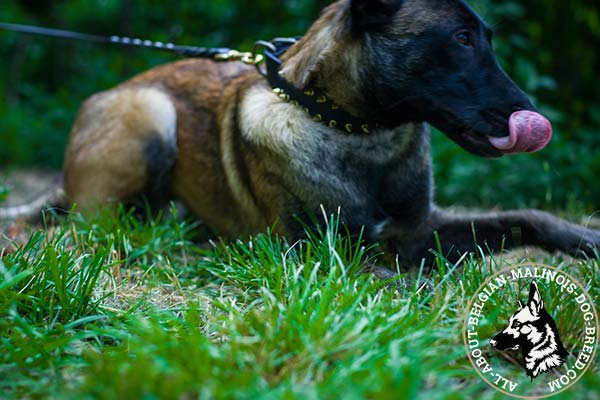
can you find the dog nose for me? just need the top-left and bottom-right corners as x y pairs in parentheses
(490, 339), (497, 347)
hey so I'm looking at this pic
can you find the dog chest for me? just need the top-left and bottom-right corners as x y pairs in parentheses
(240, 85), (433, 229)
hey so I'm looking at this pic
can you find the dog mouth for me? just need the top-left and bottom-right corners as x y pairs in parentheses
(490, 339), (520, 351)
(452, 110), (553, 158)
(456, 130), (504, 158)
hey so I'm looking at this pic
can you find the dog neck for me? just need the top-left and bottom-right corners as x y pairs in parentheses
(279, 3), (359, 106)
(523, 322), (566, 378)
(276, 2), (392, 133)
(265, 42), (391, 135)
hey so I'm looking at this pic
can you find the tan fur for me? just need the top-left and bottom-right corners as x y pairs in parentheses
(64, 87), (176, 212)
(219, 98), (268, 232)
(280, 2), (364, 116)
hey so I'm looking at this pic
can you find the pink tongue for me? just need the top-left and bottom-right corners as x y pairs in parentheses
(489, 111), (552, 154)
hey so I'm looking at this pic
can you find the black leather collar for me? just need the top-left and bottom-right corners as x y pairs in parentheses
(261, 38), (390, 135)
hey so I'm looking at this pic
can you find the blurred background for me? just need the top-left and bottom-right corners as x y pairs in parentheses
(0, 0), (599, 211)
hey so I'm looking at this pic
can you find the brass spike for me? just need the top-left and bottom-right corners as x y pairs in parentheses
(361, 124), (370, 134)
(303, 107), (310, 114)
(290, 100), (299, 106)
(303, 89), (315, 96)
(278, 93), (290, 101)
(316, 96), (327, 104)
(313, 114), (323, 122)
(272, 88), (283, 94)
(345, 123), (353, 133)
(331, 104), (339, 110)
(329, 120), (337, 128)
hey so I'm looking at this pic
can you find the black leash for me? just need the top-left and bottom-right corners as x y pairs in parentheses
(0, 22), (262, 63)
(1, 22), (384, 135)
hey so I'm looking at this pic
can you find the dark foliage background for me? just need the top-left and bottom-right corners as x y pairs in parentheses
(1, 0), (599, 210)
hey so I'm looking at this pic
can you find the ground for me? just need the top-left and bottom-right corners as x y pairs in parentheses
(0, 170), (598, 399)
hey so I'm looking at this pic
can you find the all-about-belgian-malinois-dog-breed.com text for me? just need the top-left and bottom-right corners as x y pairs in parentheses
(44, 0), (600, 267)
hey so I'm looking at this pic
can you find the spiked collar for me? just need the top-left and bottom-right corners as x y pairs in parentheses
(261, 38), (391, 135)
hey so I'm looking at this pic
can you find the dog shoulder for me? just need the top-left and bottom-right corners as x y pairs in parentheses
(238, 84), (328, 155)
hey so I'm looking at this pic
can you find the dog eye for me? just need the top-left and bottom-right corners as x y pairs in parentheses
(455, 31), (472, 46)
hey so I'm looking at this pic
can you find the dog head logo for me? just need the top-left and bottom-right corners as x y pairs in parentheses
(490, 281), (568, 379)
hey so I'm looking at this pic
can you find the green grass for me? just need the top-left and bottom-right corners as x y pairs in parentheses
(0, 184), (9, 203)
(0, 206), (598, 399)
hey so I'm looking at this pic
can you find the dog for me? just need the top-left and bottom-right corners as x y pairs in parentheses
(5, 0), (600, 267)
(490, 281), (568, 379)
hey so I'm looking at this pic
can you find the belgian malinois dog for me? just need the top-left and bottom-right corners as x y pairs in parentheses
(49, 0), (600, 266)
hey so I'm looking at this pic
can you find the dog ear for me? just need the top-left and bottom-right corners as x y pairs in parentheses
(527, 281), (544, 316)
(517, 298), (525, 309)
(350, 0), (404, 31)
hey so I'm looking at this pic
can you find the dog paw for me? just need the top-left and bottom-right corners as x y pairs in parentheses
(567, 229), (600, 259)
(361, 263), (433, 292)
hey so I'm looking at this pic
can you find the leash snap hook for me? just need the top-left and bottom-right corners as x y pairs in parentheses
(213, 49), (243, 61)
(214, 49), (264, 65)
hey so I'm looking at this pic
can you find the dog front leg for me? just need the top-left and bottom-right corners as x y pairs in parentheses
(386, 207), (600, 266)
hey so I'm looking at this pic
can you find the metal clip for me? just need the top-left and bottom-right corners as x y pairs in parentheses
(214, 49), (242, 61)
(214, 49), (264, 65)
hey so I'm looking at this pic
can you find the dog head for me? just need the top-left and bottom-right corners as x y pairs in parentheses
(490, 281), (545, 351)
(490, 281), (568, 378)
(281, 0), (552, 157)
